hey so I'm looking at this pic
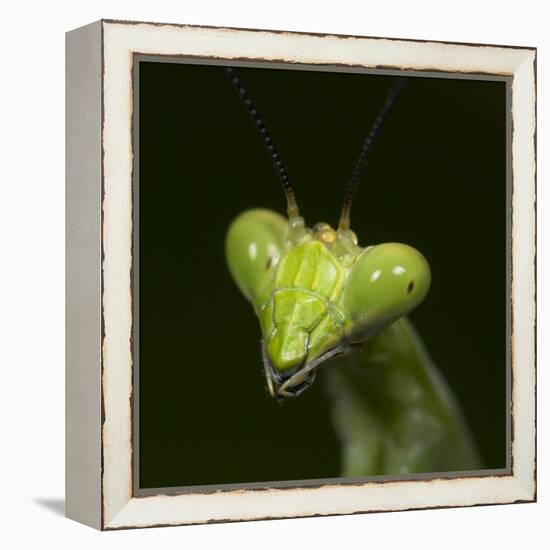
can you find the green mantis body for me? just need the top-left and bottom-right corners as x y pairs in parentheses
(224, 68), (481, 476)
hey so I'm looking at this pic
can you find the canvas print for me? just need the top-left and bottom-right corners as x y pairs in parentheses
(135, 61), (507, 490)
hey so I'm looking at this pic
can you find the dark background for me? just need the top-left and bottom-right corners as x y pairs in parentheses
(138, 60), (507, 489)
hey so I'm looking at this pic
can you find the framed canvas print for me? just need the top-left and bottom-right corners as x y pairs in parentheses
(66, 19), (536, 530)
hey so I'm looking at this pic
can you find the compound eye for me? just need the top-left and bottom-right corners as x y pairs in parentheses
(225, 209), (287, 301)
(343, 242), (431, 330)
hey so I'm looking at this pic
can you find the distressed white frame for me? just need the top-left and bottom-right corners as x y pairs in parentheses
(66, 19), (536, 530)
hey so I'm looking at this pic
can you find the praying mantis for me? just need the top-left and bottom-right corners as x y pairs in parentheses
(224, 67), (481, 477)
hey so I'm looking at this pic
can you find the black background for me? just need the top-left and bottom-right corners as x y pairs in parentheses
(138, 61), (507, 489)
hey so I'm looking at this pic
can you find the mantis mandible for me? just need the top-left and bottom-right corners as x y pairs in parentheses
(224, 67), (481, 477)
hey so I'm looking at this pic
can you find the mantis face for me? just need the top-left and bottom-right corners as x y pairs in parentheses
(224, 67), (426, 398)
(226, 209), (431, 398)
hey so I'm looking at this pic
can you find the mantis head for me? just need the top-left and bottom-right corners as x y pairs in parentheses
(226, 210), (431, 398)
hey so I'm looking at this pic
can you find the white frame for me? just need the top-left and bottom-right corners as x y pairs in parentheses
(66, 19), (536, 530)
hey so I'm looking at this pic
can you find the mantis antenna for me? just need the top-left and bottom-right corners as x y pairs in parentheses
(226, 67), (300, 221)
(338, 77), (407, 232)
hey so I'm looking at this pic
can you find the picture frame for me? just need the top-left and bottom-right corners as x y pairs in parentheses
(66, 19), (536, 530)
